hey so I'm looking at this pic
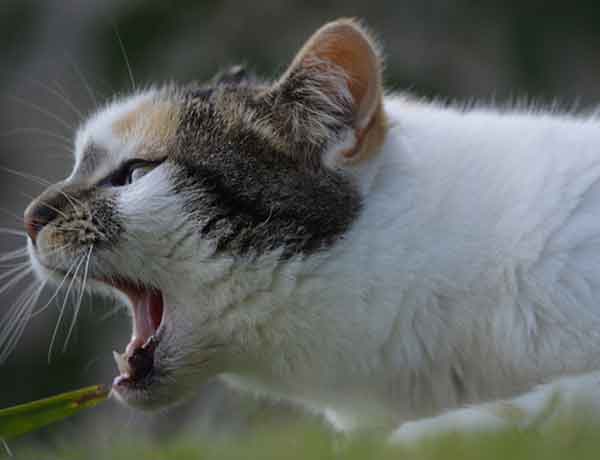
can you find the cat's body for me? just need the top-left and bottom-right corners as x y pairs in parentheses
(16, 19), (600, 441)
(226, 96), (600, 433)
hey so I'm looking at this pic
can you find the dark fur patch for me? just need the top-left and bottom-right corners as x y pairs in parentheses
(172, 83), (361, 258)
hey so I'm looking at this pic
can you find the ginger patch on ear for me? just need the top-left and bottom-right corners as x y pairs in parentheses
(113, 100), (180, 158)
(340, 103), (388, 164)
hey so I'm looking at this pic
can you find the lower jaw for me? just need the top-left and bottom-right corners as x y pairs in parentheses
(111, 381), (159, 409)
(110, 372), (190, 411)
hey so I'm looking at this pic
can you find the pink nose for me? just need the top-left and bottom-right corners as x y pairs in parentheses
(24, 202), (58, 244)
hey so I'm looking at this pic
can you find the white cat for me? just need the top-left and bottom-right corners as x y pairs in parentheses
(12, 18), (600, 443)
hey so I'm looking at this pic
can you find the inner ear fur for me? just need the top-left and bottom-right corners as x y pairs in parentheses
(274, 18), (387, 163)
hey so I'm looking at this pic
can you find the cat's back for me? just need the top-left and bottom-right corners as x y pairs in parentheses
(378, 96), (600, 275)
(367, 97), (600, 388)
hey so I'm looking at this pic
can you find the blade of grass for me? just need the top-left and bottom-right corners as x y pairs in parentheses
(0, 384), (109, 440)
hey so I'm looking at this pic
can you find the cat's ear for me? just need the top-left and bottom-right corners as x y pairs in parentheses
(267, 18), (386, 163)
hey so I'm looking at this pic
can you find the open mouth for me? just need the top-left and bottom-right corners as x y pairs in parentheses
(108, 279), (165, 391)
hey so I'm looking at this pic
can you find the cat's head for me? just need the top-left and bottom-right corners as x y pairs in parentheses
(23, 19), (387, 409)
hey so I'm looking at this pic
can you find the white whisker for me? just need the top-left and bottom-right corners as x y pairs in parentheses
(0, 259), (31, 270)
(0, 165), (52, 187)
(99, 299), (125, 322)
(63, 245), (94, 351)
(1, 285), (45, 362)
(0, 246), (29, 263)
(0, 278), (46, 363)
(0, 228), (27, 238)
(27, 76), (84, 121)
(65, 55), (99, 110)
(47, 254), (86, 363)
(8, 95), (75, 132)
(30, 258), (78, 319)
(0, 68), (83, 123)
(112, 22), (136, 91)
(0, 265), (33, 296)
(0, 128), (72, 147)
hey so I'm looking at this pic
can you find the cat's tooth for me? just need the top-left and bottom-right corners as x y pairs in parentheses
(142, 335), (158, 351)
(113, 350), (129, 375)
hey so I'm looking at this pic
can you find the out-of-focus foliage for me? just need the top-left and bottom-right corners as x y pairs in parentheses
(16, 418), (600, 460)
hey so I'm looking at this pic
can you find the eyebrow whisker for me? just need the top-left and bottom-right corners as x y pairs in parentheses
(112, 22), (136, 91)
(0, 127), (73, 148)
(0, 165), (53, 187)
(65, 54), (100, 110)
(7, 95), (76, 133)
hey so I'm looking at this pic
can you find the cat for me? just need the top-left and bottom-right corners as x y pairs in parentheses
(13, 17), (600, 443)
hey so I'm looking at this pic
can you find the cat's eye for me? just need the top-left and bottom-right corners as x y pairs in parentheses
(99, 159), (162, 188)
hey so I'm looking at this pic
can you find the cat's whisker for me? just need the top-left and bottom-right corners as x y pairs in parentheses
(7, 95), (75, 132)
(0, 227), (27, 237)
(0, 247), (29, 269)
(0, 127), (73, 148)
(0, 265), (33, 295)
(0, 242), (72, 269)
(65, 54), (100, 110)
(31, 251), (81, 319)
(0, 261), (30, 270)
(37, 246), (74, 264)
(0, 247), (29, 262)
(0, 68), (84, 123)
(63, 245), (94, 352)
(0, 279), (46, 363)
(0, 208), (89, 235)
(112, 22), (136, 91)
(0, 258), (31, 270)
(32, 140), (73, 157)
(0, 213), (74, 233)
(0, 269), (37, 332)
(0, 165), (53, 187)
(50, 79), (70, 101)
(99, 299), (126, 322)
(47, 254), (86, 363)
(52, 187), (88, 215)
(29, 77), (84, 122)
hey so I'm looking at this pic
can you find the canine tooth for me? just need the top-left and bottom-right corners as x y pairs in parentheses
(142, 335), (158, 349)
(113, 350), (129, 375)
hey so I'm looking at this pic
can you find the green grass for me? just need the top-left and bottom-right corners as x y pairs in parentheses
(12, 419), (600, 460)
(0, 385), (108, 440)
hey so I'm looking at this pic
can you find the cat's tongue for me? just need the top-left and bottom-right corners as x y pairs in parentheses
(110, 281), (164, 384)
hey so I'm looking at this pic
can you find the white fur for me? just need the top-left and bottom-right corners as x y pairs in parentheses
(219, 95), (600, 439)
(31, 90), (600, 441)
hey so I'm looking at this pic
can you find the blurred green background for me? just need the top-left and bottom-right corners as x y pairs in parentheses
(2, 0), (600, 453)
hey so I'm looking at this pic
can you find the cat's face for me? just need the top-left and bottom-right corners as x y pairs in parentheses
(22, 19), (386, 409)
